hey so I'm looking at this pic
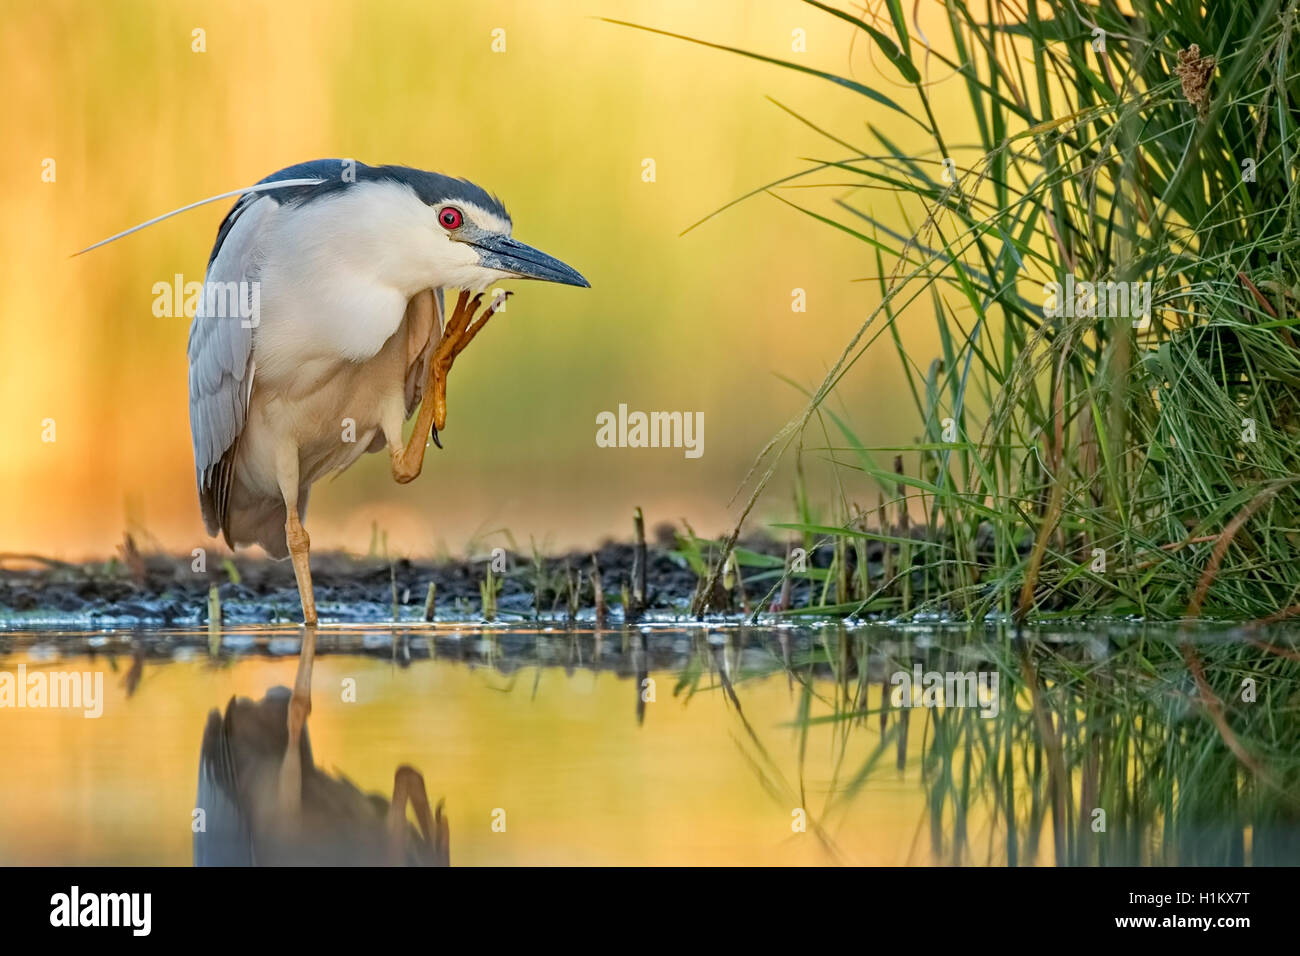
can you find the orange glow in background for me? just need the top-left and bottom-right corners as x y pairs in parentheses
(0, 0), (966, 560)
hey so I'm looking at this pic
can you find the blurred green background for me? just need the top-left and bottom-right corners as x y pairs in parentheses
(0, 0), (955, 559)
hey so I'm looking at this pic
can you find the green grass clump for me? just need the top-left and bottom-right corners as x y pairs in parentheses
(711, 624), (1300, 865)
(615, 0), (1300, 622)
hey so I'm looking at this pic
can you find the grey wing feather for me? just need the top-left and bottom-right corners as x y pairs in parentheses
(189, 194), (275, 539)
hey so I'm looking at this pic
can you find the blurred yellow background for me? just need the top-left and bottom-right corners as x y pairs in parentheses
(0, 0), (958, 560)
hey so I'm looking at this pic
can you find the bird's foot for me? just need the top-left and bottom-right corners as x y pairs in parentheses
(429, 289), (512, 431)
(391, 289), (510, 484)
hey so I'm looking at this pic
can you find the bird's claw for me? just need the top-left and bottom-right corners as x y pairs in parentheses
(429, 289), (512, 431)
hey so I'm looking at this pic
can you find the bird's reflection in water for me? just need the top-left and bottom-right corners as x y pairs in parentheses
(194, 685), (449, 866)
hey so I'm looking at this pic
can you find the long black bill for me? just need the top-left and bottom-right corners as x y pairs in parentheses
(472, 235), (590, 287)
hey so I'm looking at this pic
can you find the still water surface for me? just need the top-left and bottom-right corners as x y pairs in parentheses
(1, 623), (1295, 865)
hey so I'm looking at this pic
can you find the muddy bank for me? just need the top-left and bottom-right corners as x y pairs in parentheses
(0, 534), (802, 627)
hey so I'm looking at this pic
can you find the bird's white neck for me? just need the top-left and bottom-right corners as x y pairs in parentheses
(257, 181), (442, 362)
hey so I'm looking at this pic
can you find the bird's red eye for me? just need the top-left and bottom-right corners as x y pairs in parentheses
(439, 207), (463, 229)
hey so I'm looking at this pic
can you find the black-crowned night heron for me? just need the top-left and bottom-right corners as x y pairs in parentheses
(82, 158), (588, 787)
(187, 160), (588, 627)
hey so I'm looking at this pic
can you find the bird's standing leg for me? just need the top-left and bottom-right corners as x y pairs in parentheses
(387, 765), (449, 865)
(273, 439), (316, 823)
(276, 441), (317, 626)
(389, 289), (510, 484)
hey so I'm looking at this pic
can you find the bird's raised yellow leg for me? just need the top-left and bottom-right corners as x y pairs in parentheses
(390, 289), (511, 484)
(387, 765), (450, 865)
